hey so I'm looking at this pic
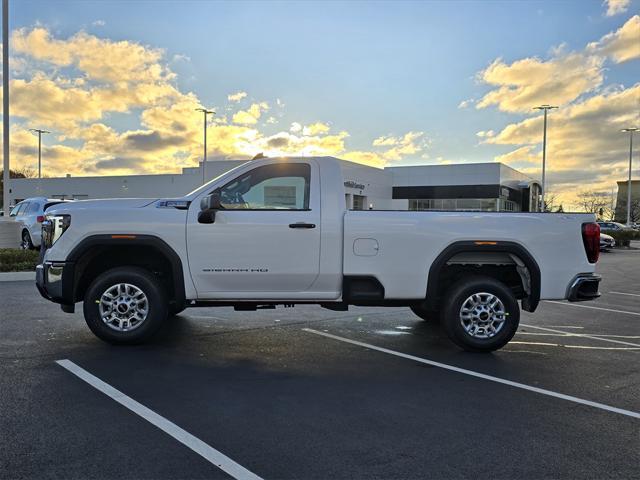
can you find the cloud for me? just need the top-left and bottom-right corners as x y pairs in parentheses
(172, 53), (191, 62)
(458, 98), (475, 109)
(587, 15), (640, 64)
(476, 130), (495, 139)
(476, 52), (604, 113)
(232, 102), (268, 125)
(493, 145), (540, 169)
(341, 151), (386, 168)
(603, 0), (630, 16)
(372, 135), (398, 147)
(371, 131), (427, 161)
(5, 25), (428, 176)
(486, 84), (640, 203)
(476, 16), (639, 115)
(92, 20), (106, 27)
(12, 27), (171, 84)
(266, 136), (290, 149)
(472, 14), (640, 207)
(227, 91), (247, 102)
(303, 122), (330, 135)
(123, 130), (185, 151)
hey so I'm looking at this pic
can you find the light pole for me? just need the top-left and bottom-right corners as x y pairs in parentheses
(622, 127), (638, 226)
(533, 105), (557, 211)
(195, 108), (214, 184)
(29, 128), (50, 178)
(2, 0), (9, 214)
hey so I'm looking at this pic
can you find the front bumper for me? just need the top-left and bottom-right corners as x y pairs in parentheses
(566, 274), (601, 302)
(36, 261), (75, 312)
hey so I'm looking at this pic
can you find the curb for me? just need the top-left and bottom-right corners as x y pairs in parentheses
(0, 271), (35, 282)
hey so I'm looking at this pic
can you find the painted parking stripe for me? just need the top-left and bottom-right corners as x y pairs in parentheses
(56, 359), (263, 480)
(609, 291), (640, 298)
(520, 324), (640, 347)
(545, 300), (640, 317)
(302, 329), (640, 420)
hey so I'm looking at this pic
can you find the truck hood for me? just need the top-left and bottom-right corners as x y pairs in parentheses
(46, 198), (159, 214)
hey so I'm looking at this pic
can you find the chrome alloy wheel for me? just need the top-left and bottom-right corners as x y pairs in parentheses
(98, 283), (149, 332)
(459, 292), (507, 339)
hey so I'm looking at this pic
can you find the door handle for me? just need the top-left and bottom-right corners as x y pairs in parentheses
(289, 222), (316, 229)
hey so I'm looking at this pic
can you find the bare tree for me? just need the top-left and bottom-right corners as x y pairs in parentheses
(576, 190), (615, 220)
(630, 199), (640, 223)
(543, 193), (556, 212)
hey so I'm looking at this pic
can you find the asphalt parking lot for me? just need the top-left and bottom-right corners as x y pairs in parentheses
(1, 249), (639, 479)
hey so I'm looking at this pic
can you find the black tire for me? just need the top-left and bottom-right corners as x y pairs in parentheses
(410, 303), (435, 322)
(440, 275), (519, 352)
(21, 230), (34, 250)
(83, 267), (168, 344)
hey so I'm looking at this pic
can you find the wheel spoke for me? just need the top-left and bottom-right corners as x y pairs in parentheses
(98, 282), (149, 333)
(459, 292), (507, 339)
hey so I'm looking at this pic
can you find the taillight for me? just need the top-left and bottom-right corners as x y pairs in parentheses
(582, 222), (600, 263)
(36, 215), (45, 223)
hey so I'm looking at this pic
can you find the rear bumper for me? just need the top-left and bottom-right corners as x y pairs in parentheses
(566, 274), (601, 302)
(36, 261), (75, 312)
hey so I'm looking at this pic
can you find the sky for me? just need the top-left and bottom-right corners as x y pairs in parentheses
(4, 0), (640, 207)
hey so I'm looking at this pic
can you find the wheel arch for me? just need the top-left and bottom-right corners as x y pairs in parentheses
(426, 240), (541, 313)
(67, 234), (186, 309)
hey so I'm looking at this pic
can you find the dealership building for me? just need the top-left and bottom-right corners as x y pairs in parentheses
(9, 156), (542, 212)
(614, 179), (640, 222)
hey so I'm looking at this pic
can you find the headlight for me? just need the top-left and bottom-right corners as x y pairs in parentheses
(42, 214), (71, 248)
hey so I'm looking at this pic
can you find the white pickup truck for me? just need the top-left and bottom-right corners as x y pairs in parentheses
(36, 157), (601, 352)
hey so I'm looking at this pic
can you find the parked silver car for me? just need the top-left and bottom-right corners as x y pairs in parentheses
(9, 197), (71, 249)
(600, 233), (615, 251)
(597, 221), (633, 232)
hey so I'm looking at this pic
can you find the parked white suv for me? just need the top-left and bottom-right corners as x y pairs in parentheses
(10, 197), (69, 249)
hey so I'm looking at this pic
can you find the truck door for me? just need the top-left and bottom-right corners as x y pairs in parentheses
(187, 161), (321, 297)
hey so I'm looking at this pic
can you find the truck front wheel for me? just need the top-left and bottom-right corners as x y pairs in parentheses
(440, 276), (519, 352)
(83, 267), (168, 344)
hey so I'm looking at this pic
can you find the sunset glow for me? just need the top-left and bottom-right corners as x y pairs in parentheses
(4, 0), (639, 208)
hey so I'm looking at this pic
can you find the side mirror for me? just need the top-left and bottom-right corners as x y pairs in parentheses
(200, 192), (221, 211)
(198, 192), (221, 224)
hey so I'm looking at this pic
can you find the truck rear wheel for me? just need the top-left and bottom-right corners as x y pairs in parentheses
(440, 276), (519, 352)
(83, 267), (168, 344)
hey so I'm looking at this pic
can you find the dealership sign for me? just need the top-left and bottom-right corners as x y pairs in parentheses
(344, 180), (366, 190)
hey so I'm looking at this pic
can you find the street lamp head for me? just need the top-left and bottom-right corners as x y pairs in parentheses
(621, 127), (639, 133)
(533, 105), (558, 110)
(195, 108), (215, 115)
(29, 128), (51, 135)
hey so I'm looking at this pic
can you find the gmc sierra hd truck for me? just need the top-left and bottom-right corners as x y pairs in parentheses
(36, 157), (602, 352)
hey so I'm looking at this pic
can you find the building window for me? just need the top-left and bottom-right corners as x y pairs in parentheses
(501, 200), (517, 212)
(352, 195), (366, 210)
(409, 198), (498, 211)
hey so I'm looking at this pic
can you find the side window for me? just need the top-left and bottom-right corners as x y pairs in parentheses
(9, 203), (23, 216)
(215, 163), (310, 210)
(27, 203), (40, 214)
(12, 202), (28, 217)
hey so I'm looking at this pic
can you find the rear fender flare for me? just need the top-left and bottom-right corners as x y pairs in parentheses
(426, 241), (541, 312)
